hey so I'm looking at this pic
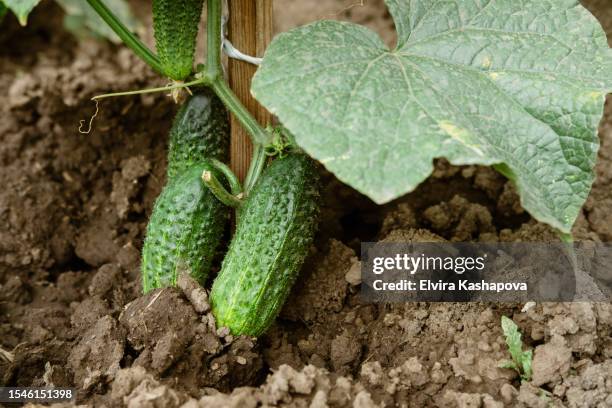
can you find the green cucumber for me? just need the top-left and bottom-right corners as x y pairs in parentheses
(142, 162), (228, 293)
(167, 91), (230, 180)
(210, 154), (320, 336)
(152, 0), (204, 81)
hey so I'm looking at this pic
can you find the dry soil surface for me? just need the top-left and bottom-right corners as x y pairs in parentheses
(0, 1), (611, 407)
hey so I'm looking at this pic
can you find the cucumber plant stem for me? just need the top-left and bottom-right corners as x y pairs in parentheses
(211, 80), (271, 146)
(91, 78), (204, 100)
(244, 144), (267, 193)
(206, 0), (222, 81)
(86, 0), (163, 75)
(202, 170), (243, 208)
(210, 159), (243, 196)
(207, 0), (271, 192)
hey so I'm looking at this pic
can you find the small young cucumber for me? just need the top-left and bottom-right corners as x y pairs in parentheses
(210, 154), (320, 336)
(167, 90), (230, 180)
(152, 0), (204, 81)
(142, 162), (228, 293)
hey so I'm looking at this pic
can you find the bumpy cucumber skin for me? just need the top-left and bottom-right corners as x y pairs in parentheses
(167, 91), (230, 180)
(210, 154), (320, 336)
(152, 0), (204, 81)
(142, 163), (227, 293)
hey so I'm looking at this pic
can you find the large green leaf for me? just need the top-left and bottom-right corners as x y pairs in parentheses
(252, 0), (612, 233)
(3, 0), (41, 25)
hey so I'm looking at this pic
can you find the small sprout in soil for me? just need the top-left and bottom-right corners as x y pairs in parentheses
(499, 315), (533, 382)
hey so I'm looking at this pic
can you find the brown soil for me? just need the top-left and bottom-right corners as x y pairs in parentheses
(1, 1), (611, 407)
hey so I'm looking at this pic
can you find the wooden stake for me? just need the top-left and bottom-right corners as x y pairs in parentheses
(228, 0), (273, 182)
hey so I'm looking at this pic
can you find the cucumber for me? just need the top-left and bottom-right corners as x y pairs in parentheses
(167, 91), (230, 180)
(210, 154), (320, 336)
(152, 0), (204, 81)
(142, 162), (228, 293)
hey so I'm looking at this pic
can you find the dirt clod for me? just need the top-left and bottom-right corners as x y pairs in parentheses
(282, 239), (354, 323)
(120, 288), (197, 352)
(531, 335), (572, 386)
(68, 315), (125, 390)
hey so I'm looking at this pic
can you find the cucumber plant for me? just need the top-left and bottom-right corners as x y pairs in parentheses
(17, 0), (612, 335)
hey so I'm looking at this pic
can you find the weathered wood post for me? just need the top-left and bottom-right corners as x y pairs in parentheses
(228, 0), (273, 182)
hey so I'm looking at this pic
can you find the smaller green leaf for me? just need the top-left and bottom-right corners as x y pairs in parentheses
(501, 316), (524, 364)
(3, 0), (41, 26)
(500, 316), (534, 381)
(521, 350), (533, 381)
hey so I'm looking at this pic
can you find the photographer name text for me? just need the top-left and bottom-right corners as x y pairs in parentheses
(372, 279), (528, 292)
